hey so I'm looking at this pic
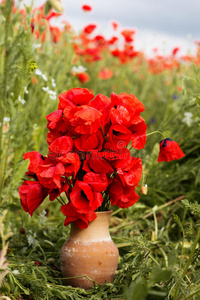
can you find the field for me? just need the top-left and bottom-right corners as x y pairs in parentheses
(1, 1), (200, 299)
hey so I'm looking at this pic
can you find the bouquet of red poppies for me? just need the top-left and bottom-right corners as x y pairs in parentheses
(19, 88), (185, 229)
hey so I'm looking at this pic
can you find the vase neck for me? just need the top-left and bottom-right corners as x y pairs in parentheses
(69, 211), (112, 243)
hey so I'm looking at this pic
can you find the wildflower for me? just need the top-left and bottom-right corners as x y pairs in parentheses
(111, 21), (119, 30)
(61, 203), (97, 229)
(19, 181), (48, 216)
(3, 117), (10, 124)
(172, 47), (180, 56)
(121, 29), (136, 43)
(82, 4), (92, 12)
(18, 96), (26, 105)
(71, 65), (87, 76)
(24, 86), (29, 94)
(35, 69), (47, 81)
(32, 77), (38, 84)
(182, 112), (193, 127)
(76, 72), (90, 84)
(157, 138), (185, 162)
(98, 68), (113, 80)
(51, 78), (56, 88)
(83, 24), (97, 34)
(12, 270), (20, 275)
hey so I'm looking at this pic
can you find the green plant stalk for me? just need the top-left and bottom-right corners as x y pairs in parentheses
(174, 227), (200, 300)
(146, 130), (166, 139)
(0, 3), (9, 200)
(181, 227), (200, 280)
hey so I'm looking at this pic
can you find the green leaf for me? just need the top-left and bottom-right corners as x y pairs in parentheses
(124, 280), (148, 300)
(149, 266), (172, 286)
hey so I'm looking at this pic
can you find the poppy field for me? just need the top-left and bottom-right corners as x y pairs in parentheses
(1, 1), (200, 299)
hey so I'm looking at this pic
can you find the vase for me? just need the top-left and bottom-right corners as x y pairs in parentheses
(60, 210), (119, 290)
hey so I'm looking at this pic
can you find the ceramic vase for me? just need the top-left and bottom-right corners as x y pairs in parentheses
(60, 211), (119, 290)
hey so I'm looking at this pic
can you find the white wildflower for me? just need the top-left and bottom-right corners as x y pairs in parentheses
(35, 69), (43, 76)
(182, 112), (193, 127)
(42, 74), (48, 81)
(42, 87), (49, 92)
(24, 86), (29, 94)
(3, 117), (10, 124)
(12, 270), (20, 275)
(48, 90), (57, 100)
(40, 210), (47, 218)
(27, 231), (37, 246)
(35, 69), (48, 81)
(33, 123), (39, 130)
(33, 43), (42, 50)
(71, 65), (87, 75)
(51, 78), (56, 88)
(18, 95), (26, 105)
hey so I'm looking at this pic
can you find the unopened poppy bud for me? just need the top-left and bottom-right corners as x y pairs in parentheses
(49, 0), (64, 13)
(140, 184), (148, 195)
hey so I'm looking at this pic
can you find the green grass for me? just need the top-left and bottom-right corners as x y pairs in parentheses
(0, 1), (200, 299)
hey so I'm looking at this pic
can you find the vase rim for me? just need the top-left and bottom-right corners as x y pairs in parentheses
(95, 210), (113, 215)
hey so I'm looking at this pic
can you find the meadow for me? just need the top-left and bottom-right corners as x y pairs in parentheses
(0, 1), (200, 299)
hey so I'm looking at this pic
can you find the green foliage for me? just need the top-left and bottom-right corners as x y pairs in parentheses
(0, 0), (200, 299)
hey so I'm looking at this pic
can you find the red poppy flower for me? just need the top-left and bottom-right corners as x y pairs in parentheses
(98, 68), (113, 80)
(58, 88), (94, 108)
(48, 182), (69, 201)
(76, 72), (90, 84)
(157, 138), (185, 162)
(61, 203), (97, 229)
(69, 106), (102, 135)
(83, 24), (97, 34)
(83, 172), (108, 192)
(82, 4), (92, 12)
(37, 160), (66, 189)
(19, 181), (48, 216)
(109, 176), (139, 208)
(48, 136), (73, 161)
(70, 181), (103, 211)
(46, 111), (69, 145)
(109, 93), (145, 128)
(83, 152), (114, 174)
(111, 21), (119, 30)
(23, 151), (44, 173)
(172, 47), (180, 56)
(90, 94), (111, 117)
(121, 29), (136, 43)
(75, 130), (103, 152)
(108, 36), (118, 45)
(129, 117), (147, 150)
(118, 157), (142, 187)
(105, 124), (132, 150)
(60, 152), (81, 178)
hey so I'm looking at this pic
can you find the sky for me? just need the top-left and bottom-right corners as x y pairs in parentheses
(22, 0), (200, 56)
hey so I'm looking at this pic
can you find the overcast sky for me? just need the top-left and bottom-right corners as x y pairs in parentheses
(24, 0), (200, 55)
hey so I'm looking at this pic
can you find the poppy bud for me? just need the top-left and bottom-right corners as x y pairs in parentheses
(158, 138), (185, 162)
(140, 184), (148, 195)
(49, 0), (64, 13)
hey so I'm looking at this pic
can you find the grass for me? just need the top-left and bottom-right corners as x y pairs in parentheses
(0, 1), (200, 299)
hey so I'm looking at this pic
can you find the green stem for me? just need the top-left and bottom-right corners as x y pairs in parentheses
(0, 2), (9, 200)
(146, 130), (166, 139)
(174, 227), (200, 300)
(181, 227), (200, 279)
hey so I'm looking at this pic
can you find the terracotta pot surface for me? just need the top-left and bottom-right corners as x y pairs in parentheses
(60, 211), (119, 289)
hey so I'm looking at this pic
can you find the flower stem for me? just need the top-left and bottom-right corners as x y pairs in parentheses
(146, 131), (166, 139)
